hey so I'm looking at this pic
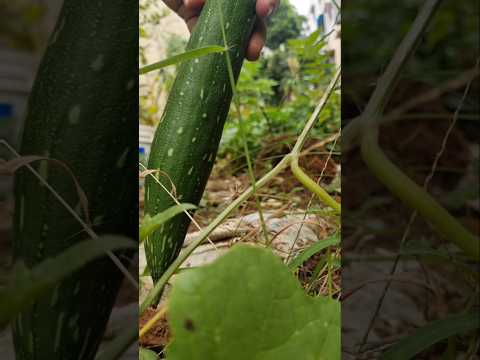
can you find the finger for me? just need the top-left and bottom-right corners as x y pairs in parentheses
(186, 16), (199, 32)
(176, 4), (200, 30)
(246, 19), (266, 61)
(256, 0), (279, 18)
(184, 0), (205, 11)
(162, 0), (184, 12)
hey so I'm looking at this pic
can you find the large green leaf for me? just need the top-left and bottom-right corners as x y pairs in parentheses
(0, 236), (135, 328)
(167, 244), (340, 359)
(139, 348), (158, 360)
(381, 312), (480, 360)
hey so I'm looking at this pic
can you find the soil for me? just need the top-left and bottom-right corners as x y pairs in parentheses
(139, 307), (171, 356)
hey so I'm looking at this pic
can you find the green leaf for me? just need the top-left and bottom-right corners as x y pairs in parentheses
(288, 234), (340, 270)
(140, 347), (158, 360)
(139, 45), (227, 75)
(140, 203), (196, 242)
(167, 244), (340, 360)
(381, 312), (480, 360)
(0, 236), (135, 328)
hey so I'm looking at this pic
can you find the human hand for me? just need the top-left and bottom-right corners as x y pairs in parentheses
(162, 0), (280, 61)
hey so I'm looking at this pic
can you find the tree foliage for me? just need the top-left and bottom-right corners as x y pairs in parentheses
(266, 0), (306, 50)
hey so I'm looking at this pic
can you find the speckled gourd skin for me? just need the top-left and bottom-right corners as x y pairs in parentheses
(145, 0), (256, 282)
(12, 1), (138, 359)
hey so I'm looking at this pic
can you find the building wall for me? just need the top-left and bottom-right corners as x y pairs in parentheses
(310, 0), (341, 67)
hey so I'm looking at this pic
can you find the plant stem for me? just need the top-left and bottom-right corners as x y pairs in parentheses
(139, 306), (168, 338)
(218, 4), (270, 244)
(361, 129), (479, 260)
(290, 158), (340, 213)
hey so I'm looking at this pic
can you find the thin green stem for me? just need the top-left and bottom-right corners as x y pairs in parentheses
(361, 129), (479, 260)
(218, 5), (270, 244)
(289, 69), (341, 213)
(342, 0), (443, 151)
(292, 69), (341, 155)
(290, 158), (340, 213)
(327, 247), (333, 299)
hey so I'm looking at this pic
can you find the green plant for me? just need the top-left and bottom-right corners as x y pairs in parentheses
(265, 0), (306, 50)
(137, 3), (341, 358)
(220, 29), (340, 163)
(144, 0), (257, 284)
(141, 68), (341, 314)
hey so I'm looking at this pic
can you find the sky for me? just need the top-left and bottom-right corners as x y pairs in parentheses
(290, 0), (315, 17)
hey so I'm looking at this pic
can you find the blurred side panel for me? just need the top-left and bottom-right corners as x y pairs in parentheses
(342, 0), (479, 359)
(1, 1), (138, 359)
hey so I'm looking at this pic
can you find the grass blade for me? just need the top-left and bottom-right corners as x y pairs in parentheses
(0, 236), (135, 328)
(381, 312), (480, 360)
(139, 45), (227, 75)
(140, 204), (196, 242)
(288, 233), (340, 270)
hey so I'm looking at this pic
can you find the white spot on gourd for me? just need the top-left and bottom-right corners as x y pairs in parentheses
(73, 327), (80, 341)
(69, 105), (81, 125)
(200, 89), (204, 99)
(195, 59), (199, 64)
(19, 196), (25, 232)
(29, 332), (34, 354)
(78, 329), (92, 359)
(90, 54), (105, 71)
(180, 91), (185, 96)
(116, 148), (129, 168)
(188, 166), (194, 175)
(69, 314), (80, 328)
(54, 312), (65, 352)
(74, 201), (83, 216)
(51, 286), (60, 307)
(17, 314), (23, 334)
(168, 148), (174, 157)
(192, 137), (197, 143)
(41, 223), (49, 237)
(202, 113), (207, 119)
(226, 22), (230, 29)
(49, 18), (65, 46)
(177, 127), (184, 134)
(126, 79), (135, 90)
(39, 159), (49, 183)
